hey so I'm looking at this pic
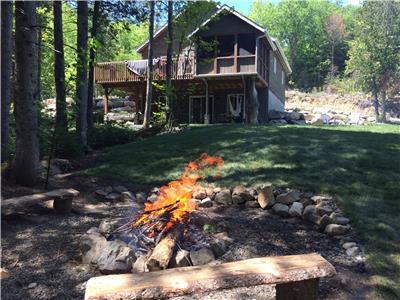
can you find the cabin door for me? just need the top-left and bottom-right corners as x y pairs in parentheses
(189, 96), (214, 124)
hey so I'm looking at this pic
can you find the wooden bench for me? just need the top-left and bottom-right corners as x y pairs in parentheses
(1, 188), (79, 214)
(85, 253), (336, 300)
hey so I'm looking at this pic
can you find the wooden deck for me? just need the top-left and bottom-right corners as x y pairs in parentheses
(94, 50), (268, 87)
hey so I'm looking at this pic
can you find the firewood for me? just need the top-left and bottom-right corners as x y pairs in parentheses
(145, 224), (183, 271)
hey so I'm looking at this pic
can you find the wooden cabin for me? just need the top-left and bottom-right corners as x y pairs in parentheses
(94, 5), (292, 124)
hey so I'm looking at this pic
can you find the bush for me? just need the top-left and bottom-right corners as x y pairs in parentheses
(89, 123), (136, 149)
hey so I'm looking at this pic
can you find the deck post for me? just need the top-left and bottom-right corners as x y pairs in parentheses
(203, 79), (210, 124)
(103, 87), (109, 121)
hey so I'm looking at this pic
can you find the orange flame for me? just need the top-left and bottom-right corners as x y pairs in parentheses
(133, 153), (223, 236)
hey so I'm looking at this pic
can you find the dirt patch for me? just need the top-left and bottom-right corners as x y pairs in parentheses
(1, 176), (373, 299)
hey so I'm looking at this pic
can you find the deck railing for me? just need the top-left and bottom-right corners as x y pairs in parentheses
(94, 56), (195, 84)
(196, 55), (257, 76)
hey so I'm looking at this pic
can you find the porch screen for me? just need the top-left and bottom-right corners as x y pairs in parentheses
(238, 33), (255, 56)
(217, 35), (234, 57)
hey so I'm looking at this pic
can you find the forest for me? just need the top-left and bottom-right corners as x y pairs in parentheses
(1, 0), (399, 185)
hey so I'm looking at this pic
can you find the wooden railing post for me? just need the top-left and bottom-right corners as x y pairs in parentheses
(104, 87), (109, 120)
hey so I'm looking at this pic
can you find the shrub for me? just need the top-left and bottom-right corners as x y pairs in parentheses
(89, 123), (136, 149)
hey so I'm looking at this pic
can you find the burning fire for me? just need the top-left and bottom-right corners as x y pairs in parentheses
(133, 153), (224, 237)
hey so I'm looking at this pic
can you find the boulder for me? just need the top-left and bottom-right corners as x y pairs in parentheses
(120, 191), (136, 202)
(205, 187), (215, 199)
(288, 202), (304, 217)
(286, 111), (303, 121)
(316, 203), (334, 216)
(311, 195), (333, 204)
(257, 185), (275, 209)
(97, 240), (136, 274)
(324, 224), (350, 236)
(147, 194), (158, 202)
(213, 187), (222, 193)
(105, 193), (121, 201)
(342, 242), (357, 250)
(0, 268), (9, 280)
(210, 232), (233, 257)
(105, 186), (113, 193)
(214, 189), (232, 205)
(136, 192), (147, 203)
(335, 216), (350, 225)
(317, 214), (332, 232)
(80, 233), (108, 265)
(232, 195), (245, 204)
(346, 246), (360, 257)
(190, 248), (215, 266)
(170, 249), (191, 268)
(95, 189), (109, 198)
(272, 203), (290, 217)
(270, 119), (288, 125)
(199, 197), (213, 208)
(99, 218), (123, 235)
(276, 190), (300, 205)
(193, 189), (207, 200)
(113, 185), (128, 193)
(269, 110), (287, 120)
(131, 255), (148, 273)
(245, 200), (260, 208)
(302, 205), (319, 223)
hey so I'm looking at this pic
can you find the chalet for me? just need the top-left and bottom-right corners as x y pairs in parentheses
(94, 5), (292, 124)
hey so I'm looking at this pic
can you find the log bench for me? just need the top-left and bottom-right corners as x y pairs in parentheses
(1, 188), (79, 214)
(85, 253), (336, 300)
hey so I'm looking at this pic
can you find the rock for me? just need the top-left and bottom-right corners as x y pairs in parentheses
(232, 186), (253, 201)
(97, 240), (136, 274)
(276, 190), (300, 205)
(95, 189), (108, 198)
(28, 282), (38, 289)
(213, 187), (222, 193)
(232, 185), (246, 195)
(303, 205), (319, 223)
(80, 233), (108, 264)
(99, 218), (123, 235)
(105, 186), (113, 193)
(205, 187), (215, 199)
(303, 191), (314, 198)
(245, 200), (260, 208)
(324, 224), (350, 236)
(257, 185), (275, 209)
(210, 232), (233, 257)
(317, 214), (332, 231)
(316, 203), (334, 216)
(288, 202), (303, 217)
(105, 193), (121, 201)
(214, 189), (232, 205)
(132, 255), (148, 273)
(346, 246), (360, 256)
(311, 195), (333, 204)
(150, 187), (160, 194)
(310, 116), (324, 125)
(199, 197), (213, 208)
(343, 242), (357, 250)
(335, 216), (350, 225)
(114, 185), (128, 193)
(270, 119), (288, 124)
(190, 248), (215, 266)
(51, 158), (72, 172)
(272, 203), (290, 217)
(86, 227), (101, 235)
(147, 194), (158, 202)
(170, 250), (191, 268)
(136, 192), (147, 203)
(189, 198), (201, 207)
(290, 119), (306, 125)
(193, 189), (207, 200)
(248, 188), (258, 197)
(300, 198), (314, 207)
(286, 111), (303, 121)
(269, 110), (286, 120)
(120, 191), (136, 202)
(232, 195), (245, 204)
(0, 268), (9, 280)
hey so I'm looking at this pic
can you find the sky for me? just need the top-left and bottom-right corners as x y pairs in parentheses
(220, 0), (361, 16)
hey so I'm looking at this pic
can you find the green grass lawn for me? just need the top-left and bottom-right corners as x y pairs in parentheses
(85, 124), (400, 299)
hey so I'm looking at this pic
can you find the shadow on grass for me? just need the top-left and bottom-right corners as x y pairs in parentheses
(84, 124), (400, 299)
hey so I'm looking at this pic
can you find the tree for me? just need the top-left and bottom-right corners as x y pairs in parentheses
(87, 0), (101, 134)
(53, 0), (68, 133)
(346, 0), (400, 122)
(76, 1), (89, 148)
(1, 1), (13, 159)
(165, 0), (173, 120)
(325, 13), (346, 77)
(13, 1), (39, 185)
(142, 0), (155, 129)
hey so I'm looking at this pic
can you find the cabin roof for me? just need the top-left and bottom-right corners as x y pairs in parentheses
(136, 4), (292, 75)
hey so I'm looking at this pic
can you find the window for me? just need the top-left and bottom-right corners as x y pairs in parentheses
(238, 33), (255, 56)
(274, 57), (277, 73)
(217, 35), (234, 57)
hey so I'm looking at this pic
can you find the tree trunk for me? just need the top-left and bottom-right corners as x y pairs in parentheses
(381, 89), (387, 123)
(142, 0), (155, 129)
(87, 0), (101, 135)
(37, 12), (42, 105)
(372, 77), (379, 121)
(13, 1), (39, 186)
(76, 1), (89, 148)
(53, 0), (68, 133)
(1, 1), (13, 160)
(165, 0), (173, 117)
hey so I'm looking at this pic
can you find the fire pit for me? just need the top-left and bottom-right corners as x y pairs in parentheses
(80, 153), (366, 298)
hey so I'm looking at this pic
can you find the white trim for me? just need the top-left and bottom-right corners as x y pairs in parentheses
(281, 71), (285, 85)
(274, 57), (277, 74)
(271, 38), (292, 74)
(189, 95), (214, 124)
